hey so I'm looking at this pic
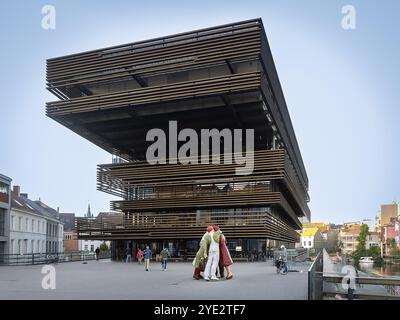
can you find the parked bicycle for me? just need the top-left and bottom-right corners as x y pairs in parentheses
(45, 254), (59, 264)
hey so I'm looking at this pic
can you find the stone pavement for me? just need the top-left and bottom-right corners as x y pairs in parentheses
(0, 260), (309, 300)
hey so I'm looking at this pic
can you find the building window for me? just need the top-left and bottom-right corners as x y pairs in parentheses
(18, 217), (22, 231)
(11, 215), (15, 230)
(84, 245), (88, 251)
(0, 182), (9, 194)
(37, 221), (40, 233)
(31, 220), (35, 233)
(90, 245), (94, 252)
(308, 241), (311, 246)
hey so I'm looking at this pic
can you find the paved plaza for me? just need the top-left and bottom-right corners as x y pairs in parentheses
(0, 260), (309, 300)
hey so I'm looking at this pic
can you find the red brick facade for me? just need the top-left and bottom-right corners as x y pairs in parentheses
(63, 231), (79, 252)
(0, 192), (8, 204)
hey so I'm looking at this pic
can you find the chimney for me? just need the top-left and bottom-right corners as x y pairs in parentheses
(20, 193), (28, 199)
(13, 185), (20, 197)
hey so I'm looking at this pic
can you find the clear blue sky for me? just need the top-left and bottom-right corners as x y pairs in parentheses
(0, 0), (399, 222)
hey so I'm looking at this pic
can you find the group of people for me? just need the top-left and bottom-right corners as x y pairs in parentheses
(193, 225), (233, 281)
(135, 246), (154, 271)
(121, 225), (233, 279)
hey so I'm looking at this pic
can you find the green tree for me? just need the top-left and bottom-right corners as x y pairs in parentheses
(351, 224), (369, 263)
(367, 246), (384, 266)
(100, 242), (109, 252)
(356, 224), (369, 252)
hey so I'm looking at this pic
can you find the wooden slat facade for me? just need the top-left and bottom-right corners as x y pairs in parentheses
(46, 72), (261, 116)
(97, 149), (310, 221)
(46, 19), (310, 245)
(76, 211), (300, 242)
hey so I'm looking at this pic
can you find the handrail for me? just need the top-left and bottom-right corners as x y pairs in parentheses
(322, 274), (400, 286)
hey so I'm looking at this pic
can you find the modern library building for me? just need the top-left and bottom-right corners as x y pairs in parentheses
(46, 19), (310, 259)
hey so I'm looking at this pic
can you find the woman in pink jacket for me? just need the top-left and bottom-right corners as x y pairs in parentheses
(214, 226), (233, 279)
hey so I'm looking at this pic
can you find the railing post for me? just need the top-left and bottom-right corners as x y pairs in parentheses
(347, 279), (354, 300)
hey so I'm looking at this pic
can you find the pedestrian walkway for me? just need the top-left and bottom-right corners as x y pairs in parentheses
(0, 260), (309, 300)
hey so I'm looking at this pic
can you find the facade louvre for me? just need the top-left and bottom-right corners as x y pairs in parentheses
(46, 19), (310, 256)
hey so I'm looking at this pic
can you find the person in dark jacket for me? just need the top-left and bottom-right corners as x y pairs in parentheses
(160, 248), (170, 271)
(143, 246), (152, 271)
(95, 247), (100, 261)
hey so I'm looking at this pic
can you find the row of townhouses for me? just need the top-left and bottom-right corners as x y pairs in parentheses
(299, 203), (400, 256)
(0, 173), (110, 262)
(6, 182), (64, 255)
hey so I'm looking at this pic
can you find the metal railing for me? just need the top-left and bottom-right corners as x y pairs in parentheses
(0, 251), (111, 266)
(323, 274), (400, 300)
(307, 249), (400, 300)
(308, 250), (323, 300)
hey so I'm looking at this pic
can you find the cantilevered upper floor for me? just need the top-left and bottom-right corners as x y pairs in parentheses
(46, 18), (309, 195)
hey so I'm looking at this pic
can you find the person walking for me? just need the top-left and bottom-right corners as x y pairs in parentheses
(160, 247), (170, 271)
(136, 248), (144, 265)
(214, 226), (233, 279)
(280, 245), (288, 273)
(204, 226), (221, 281)
(125, 247), (132, 263)
(143, 246), (152, 271)
(95, 247), (100, 261)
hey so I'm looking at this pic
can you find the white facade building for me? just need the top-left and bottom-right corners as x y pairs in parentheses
(10, 203), (47, 254)
(9, 186), (63, 254)
(366, 232), (380, 249)
(301, 227), (326, 250)
(79, 239), (108, 252)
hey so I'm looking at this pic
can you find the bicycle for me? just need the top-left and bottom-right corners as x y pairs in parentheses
(275, 256), (288, 275)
